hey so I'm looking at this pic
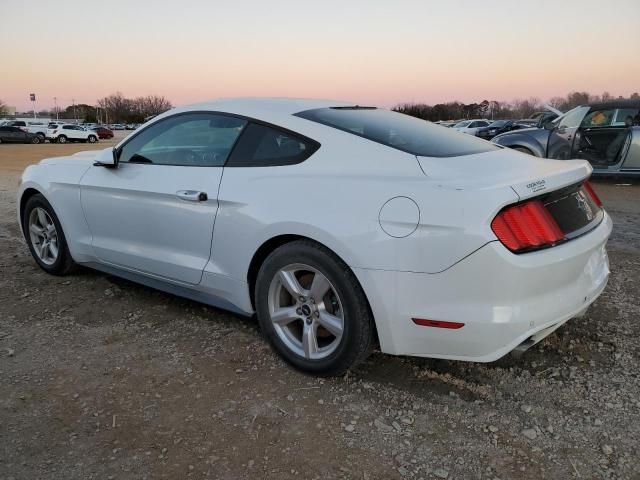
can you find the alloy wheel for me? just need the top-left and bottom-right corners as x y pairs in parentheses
(28, 207), (59, 265)
(268, 264), (344, 360)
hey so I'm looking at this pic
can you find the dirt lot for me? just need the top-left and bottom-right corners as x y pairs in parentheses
(1, 139), (639, 480)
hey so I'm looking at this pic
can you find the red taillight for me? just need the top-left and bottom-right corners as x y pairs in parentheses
(583, 181), (602, 207)
(412, 318), (465, 329)
(491, 199), (565, 252)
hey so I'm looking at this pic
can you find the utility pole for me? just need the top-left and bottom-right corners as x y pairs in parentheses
(54, 97), (59, 121)
(72, 99), (77, 123)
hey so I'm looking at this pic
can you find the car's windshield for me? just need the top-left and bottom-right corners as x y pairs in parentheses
(489, 120), (509, 128)
(453, 120), (471, 128)
(295, 107), (500, 157)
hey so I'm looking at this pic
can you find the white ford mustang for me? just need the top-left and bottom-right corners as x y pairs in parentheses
(17, 98), (612, 375)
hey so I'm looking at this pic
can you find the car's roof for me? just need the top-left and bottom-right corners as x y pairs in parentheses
(586, 99), (640, 110)
(173, 97), (355, 123)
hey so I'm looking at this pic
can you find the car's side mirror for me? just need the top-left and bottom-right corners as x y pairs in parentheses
(543, 121), (555, 131)
(94, 147), (118, 168)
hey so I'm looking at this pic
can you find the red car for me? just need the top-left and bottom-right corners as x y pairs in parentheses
(92, 126), (114, 139)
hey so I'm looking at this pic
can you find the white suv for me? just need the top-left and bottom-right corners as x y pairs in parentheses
(46, 124), (99, 144)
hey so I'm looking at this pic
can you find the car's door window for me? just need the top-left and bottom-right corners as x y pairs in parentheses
(612, 108), (639, 126)
(558, 106), (590, 129)
(581, 109), (616, 128)
(118, 113), (247, 167)
(226, 123), (319, 167)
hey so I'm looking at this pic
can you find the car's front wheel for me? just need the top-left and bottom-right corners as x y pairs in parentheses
(23, 194), (75, 275)
(255, 240), (374, 376)
(57, 135), (67, 144)
(29, 135), (41, 144)
(87, 135), (97, 143)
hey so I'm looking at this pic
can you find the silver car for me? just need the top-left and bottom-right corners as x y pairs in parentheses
(492, 100), (640, 176)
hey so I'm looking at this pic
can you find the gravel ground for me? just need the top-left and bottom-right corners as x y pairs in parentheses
(0, 142), (639, 479)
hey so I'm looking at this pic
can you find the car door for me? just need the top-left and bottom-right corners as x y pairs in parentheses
(80, 112), (248, 284)
(0, 126), (18, 142)
(546, 106), (590, 159)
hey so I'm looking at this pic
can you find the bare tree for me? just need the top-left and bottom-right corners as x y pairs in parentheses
(0, 99), (7, 116)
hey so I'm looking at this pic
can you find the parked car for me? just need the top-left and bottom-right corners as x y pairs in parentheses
(4, 120), (48, 140)
(125, 123), (139, 130)
(110, 124), (126, 130)
(492, 100), (640, 176)
(452, 119), (491, 135)
(17, 98), (611, 375)
(46, 124), (99, 144)
(0, 126), (42, 144)
(476, 120), (531, 140)
(92, 126), (114, 139)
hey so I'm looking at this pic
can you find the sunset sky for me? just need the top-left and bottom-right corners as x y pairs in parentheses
(1, 0), (639, 111)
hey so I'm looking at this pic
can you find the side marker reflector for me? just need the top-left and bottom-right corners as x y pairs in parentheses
(412, 318), (465, 329)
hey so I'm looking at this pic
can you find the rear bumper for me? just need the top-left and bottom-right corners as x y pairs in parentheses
(355, 212), (612, 361)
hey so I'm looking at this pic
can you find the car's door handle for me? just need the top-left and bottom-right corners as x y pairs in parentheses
(176, 190), (208, 202)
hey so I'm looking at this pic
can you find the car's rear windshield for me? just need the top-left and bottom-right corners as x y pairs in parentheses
(294, 107), (499, 157)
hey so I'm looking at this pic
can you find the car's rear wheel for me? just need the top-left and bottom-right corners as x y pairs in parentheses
(255, 240), (374, 376)
(23, 194), (75, 275)
(30, 136), (41, 144)
(57, 135), (67, 144)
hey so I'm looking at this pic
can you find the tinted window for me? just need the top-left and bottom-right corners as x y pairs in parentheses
(612, 108), (639, 126)
(581, 109), (615, 128)
(295, 107), (499, 157)
(490, 120), (509, 127)
(558, 106), (590, 129)
(227, 123), (319, 167)
(118, 113), (247, 167)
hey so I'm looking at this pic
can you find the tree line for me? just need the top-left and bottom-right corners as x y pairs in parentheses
(95, 93), (173, 124)
(394, 91), (640, 122)
(0, 93), (173, 124)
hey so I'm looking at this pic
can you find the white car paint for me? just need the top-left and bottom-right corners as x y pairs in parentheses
(17, 98), (611, 363)
(452, 119), (491, 135)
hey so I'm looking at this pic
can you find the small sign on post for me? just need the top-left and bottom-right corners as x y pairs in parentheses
(29, 93), (37, 119)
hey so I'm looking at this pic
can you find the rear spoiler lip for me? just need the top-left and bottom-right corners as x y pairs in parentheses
(509, 160), (592, 202)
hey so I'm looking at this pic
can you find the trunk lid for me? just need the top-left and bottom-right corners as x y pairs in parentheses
(416, 148), (592, 201)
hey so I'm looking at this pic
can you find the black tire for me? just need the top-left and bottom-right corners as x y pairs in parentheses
(255, 240), (374, 376)
(57, 135), (67, 144)
(0, 138), (3, 144)
(88, 135), (97, 143)
(30, 135), (41, 144)
(22, 194), (76, 275)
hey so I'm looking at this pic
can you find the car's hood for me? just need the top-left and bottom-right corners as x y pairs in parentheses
(416, 148), (592, 201)
(39, 150), (102, 166)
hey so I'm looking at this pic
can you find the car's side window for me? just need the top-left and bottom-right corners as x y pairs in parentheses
(581, 109), (616, 128)
(612, 108), (639, 126)
(118, 113), (247, 167)
(226, 123), (320, 167)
